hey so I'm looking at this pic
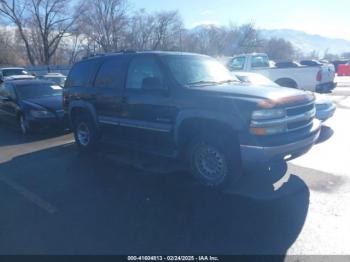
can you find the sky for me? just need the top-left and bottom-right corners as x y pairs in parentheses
(131, 0), (350, 40)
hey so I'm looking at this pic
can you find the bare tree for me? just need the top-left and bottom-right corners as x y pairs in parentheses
(150, 10), (183, 50)
(79, 0), (128, 52)
(126, 9), (156, 50)
(262, 38), (296, 61)
(0, 0), (81, 65)
(0, 27), (24, 65)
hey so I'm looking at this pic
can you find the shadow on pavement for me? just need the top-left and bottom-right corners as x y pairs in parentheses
(316, 125), (334, 144)
(0, 123), (70, 147)
(0, 143), (309, 256)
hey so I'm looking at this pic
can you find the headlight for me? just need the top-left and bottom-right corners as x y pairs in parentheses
(251, 108), (285, 120)
(30, 109), (55, 118)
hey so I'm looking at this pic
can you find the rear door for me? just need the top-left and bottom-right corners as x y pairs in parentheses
(94, 56), (128, 138)
(119, 54), (177, 153)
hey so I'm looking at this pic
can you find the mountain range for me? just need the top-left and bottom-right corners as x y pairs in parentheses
(260, 29), (350, 55)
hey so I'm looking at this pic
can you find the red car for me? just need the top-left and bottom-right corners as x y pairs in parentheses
(337, 63), (350, 76)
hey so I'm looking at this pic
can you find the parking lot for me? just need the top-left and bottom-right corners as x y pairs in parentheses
(0, 78), (349, 255)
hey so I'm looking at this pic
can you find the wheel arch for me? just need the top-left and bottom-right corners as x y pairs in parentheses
(275, 78), (298, 88)
(68, 101), (98, 127)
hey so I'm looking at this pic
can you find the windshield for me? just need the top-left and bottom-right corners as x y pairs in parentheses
(162, 55), (239, 87)
(236, 74), (278, 87)
(2, 69), (29, 77)
(15, 83), (62, 99)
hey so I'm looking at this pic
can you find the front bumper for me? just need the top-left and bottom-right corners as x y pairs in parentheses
(316, 81), (337, 93)
(316, 103), (336, 121)
(240, 119), (321, 169)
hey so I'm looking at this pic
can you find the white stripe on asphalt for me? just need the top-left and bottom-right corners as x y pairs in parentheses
(0, 175), (58, 214)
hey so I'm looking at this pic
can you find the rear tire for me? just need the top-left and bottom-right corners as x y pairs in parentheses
(187, 133), (242, 190)
(73, 113), (98, 152)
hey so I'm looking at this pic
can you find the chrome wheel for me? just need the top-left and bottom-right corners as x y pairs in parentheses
(194, 143), (227, 182)
(77, 122), (90, 146)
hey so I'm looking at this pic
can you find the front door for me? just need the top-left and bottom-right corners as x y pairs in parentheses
(119, 54), (177, 154)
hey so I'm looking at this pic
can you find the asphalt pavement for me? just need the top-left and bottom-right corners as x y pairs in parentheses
(0, 78), (349, 255)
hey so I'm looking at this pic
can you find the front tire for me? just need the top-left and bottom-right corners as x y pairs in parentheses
(73, 114), (98, 152)
(188, 133), (242, 190)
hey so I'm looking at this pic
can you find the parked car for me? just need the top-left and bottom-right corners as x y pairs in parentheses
(0, 80), (67, 134)
(275, 61), (302, 68)
(37, 73), (67, 87)
(63, 51), (321, 190)
(337, 63), (350, 76)
(226, 53), (336, 92)
(0, 67), (34, 82)
(234, 72), (336, 122)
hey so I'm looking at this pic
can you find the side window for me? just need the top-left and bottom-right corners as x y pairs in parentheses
(94, 58), (126, 89)
(126, 56), (164, 90)
(251, 55), (269, 68)
(65, 59), (100, 88)
(229, 57), (246, 70)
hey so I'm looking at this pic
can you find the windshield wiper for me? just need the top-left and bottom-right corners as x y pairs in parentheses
(187, 80), (220, 86)
(218, 79), (241, 84)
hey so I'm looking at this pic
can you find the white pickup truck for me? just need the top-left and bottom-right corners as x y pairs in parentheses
(225, 53), (336, 92)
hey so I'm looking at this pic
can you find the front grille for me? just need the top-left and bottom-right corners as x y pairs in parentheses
(285, 102), (315, 132)
(286, 102), (314, 116)
(287, 118), (313, 131)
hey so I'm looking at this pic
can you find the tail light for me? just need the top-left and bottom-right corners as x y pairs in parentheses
(316, 70), (322, 82)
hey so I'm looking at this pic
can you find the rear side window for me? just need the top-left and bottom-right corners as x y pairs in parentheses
(94, 58), (126, 89)
(65, 59), (101, 88)
(251, 55), (269, 68)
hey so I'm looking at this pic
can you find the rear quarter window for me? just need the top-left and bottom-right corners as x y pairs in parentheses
(65, 59), (101, 88)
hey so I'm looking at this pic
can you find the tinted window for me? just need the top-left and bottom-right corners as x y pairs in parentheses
(65, 59), (100, 88)
(95, 58), (126, 89)
(126, 56), (164, 90)
(15, 83), (62, 99)
(229, 57), (246, 70)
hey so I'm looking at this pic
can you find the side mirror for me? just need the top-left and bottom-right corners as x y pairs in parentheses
(142, 77), (164, 91)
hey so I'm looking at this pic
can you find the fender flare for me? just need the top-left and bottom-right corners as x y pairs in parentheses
(68, 100), (98, 126)
(173, 109), (245, 146)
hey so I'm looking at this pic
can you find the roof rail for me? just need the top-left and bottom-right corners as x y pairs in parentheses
(81, 53), (106, 60)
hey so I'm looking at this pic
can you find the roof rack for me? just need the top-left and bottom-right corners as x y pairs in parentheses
(81, 53), (106, 60)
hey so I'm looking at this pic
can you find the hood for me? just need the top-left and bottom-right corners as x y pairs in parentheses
(22, 96), (63, 112)
(190, 83), (314, 106)
(4, 75), (35, 81)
